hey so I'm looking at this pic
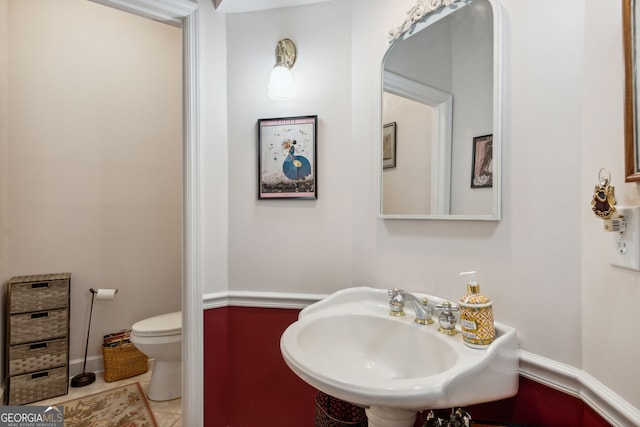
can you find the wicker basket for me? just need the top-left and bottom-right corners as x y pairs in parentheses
(315, 392), (367, 427)
(102, 343), (148, 382)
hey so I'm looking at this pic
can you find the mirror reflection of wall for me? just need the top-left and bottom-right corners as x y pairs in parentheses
(383, 95), (433, 215)
(381, 0), (498, 219)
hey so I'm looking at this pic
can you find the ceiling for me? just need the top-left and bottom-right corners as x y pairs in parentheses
(213, 0), (332, 13)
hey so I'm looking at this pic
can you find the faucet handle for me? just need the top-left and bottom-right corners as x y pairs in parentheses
(388, 288), (405, 317)
(435, 300), (459, 335)
(435, 300), (459, 312)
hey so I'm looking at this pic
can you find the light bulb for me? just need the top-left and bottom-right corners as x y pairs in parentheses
(268, 65), (294, 100)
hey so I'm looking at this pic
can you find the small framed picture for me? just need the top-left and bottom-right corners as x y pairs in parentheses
(383, 122), (397, 169)
(258, 115), (318, 199)
(471, 134), (493, 188)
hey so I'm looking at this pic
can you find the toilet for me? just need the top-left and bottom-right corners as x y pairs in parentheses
(130, 311), (182, 401)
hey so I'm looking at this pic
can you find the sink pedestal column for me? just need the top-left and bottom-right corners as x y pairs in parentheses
(365, 406), (417, 427)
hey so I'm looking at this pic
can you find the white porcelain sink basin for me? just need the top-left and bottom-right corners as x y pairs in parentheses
(280, 287), (519, 426)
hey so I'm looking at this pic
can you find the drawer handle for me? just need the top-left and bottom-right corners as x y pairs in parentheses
(31, 372), (49, 380)
(29, 342), (48, 350)
(30, 312), (49, 319)
(30, 282), (49, 289)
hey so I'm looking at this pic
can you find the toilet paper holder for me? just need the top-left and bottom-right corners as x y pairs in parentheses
(91, 288), (119, 300)
(71, 287), (118, 387)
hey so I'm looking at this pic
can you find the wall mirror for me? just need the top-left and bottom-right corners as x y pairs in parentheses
(380, 0), (502, 220)
(623, 0), (640, 181)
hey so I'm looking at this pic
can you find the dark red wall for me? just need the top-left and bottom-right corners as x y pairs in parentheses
(415, 377), (612, 427)
(203, 306), (612, 427)
(204, 306), (317, 427)
(203, 307), (232, 426)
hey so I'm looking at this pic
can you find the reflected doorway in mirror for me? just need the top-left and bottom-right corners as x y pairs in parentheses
(383, 122), (397, 169)
(471, 134), (493, 188)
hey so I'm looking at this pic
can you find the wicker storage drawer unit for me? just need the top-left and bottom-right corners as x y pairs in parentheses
(6, 273), (71, 405)
(8, 367), (68, 406)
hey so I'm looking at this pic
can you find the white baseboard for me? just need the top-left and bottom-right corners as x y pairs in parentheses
(68, 355), (104, 378)
(203, 290), (640, 426)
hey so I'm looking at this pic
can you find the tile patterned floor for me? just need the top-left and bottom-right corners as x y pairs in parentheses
(32, 363), (182, 427)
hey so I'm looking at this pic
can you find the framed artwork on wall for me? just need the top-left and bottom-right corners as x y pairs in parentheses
(471, 134), (493, 188)
(383, 122), (397, 169)
(258, 115), (318, 199)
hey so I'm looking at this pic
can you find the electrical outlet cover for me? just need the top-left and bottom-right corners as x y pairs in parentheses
(610, 206), (640, 271)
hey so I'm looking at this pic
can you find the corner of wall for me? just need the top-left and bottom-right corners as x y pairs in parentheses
(198, 0), (229, 296)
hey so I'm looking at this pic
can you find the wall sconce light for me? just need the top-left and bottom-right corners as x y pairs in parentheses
(268, 38), (297, 100)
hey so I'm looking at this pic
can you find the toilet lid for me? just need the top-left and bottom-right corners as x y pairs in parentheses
(132, 311), (181, 337)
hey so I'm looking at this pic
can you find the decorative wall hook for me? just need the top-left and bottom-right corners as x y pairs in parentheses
(592, 168), (617, 220)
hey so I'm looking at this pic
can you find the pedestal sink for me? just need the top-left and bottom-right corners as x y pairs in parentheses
(280, 287), (519, 427)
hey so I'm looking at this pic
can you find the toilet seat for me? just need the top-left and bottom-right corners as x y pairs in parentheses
(132, 311), (181, 337)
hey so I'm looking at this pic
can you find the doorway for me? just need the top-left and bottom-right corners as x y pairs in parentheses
(3, 0), (203, 423)
(90, 1), (203, 424)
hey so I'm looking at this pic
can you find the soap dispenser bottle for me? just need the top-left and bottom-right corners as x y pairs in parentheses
(459, 271), (495, 348)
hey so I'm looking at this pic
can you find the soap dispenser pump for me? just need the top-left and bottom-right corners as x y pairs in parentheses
(459, 271), (495, 348)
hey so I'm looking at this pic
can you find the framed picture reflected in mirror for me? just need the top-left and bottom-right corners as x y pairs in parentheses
(383, 122), (397, 169)
(471, 134), (493, 188)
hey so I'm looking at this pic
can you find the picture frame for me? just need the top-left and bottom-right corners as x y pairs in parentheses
(471, 134), (493, 188)
(258, 115), (318, 199)
(383, 122), (397, 169)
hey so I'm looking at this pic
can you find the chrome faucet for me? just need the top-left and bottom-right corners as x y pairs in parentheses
(387, 288), (434, 325)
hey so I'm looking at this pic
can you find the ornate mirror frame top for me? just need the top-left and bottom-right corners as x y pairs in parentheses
(389, 0), (470, 42)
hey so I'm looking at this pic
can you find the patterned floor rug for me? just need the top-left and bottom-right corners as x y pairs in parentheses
(58, 382), (157, 427)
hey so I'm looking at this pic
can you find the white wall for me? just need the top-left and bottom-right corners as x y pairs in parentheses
(226, 1), (354, 294)
(199, 0), (229, 295)
(582, 0), (640, 409)
(4, 0), (182, 365)
(221, 0), (640, 411)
